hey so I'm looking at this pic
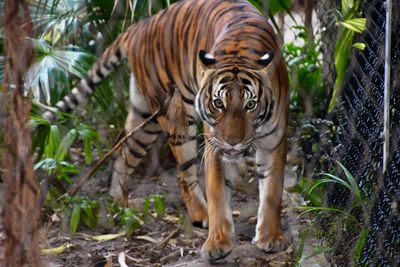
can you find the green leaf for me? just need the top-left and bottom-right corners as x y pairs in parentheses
(55, 128), (78, 161)
(44, 125), (60, 157)
(126, 217), (141, 237)
(142, 196), (151, 216)
(81, 202), (98, 229)
(341, 0), (354, 16)
(26, 41), (95, 105)
(70, 204), (81, 235)
(352, 42), (366, 50)
(154, 195), (166, 217)
(82, 136), (92, 164)
(248, 0), (292, 15)
(353, 229), (369, 263)
(329, 29), (354, 112)
(339, 18), (367, 33)
(336, 161), (362, 201)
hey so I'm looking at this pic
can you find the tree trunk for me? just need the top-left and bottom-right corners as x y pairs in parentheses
(1, 0), (41, 266)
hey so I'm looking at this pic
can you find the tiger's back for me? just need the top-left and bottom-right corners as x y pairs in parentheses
(122, 0), (283, 110)
(43, 0), (289, 262)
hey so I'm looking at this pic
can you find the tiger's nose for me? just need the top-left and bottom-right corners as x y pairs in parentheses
(223, 125), (245, 146)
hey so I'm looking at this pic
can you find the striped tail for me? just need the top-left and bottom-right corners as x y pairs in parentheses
(43, 37), (128, 122)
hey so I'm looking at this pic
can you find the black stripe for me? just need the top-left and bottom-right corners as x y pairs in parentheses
(68, 94), (79, 106)
(64, 105), (72, 113)
(169, 135), (196, 146)
(180, 92), (195, 105)
(220, 77), (232, 84)
(179, 158), (197, 172)
(225, 179), (233, 189)
(254, 172), (265, 179)
(77, 83), (90, 97)
(143, 128), (162, 135)
(115, 48), (122, 60)
(127, 145), (146, 159)
(133, 138), (151, 150)
(85, 76), (97, 89)
(110, 60), (119, 69)
(132, 105), (152, 119)
(256, 123), (278, 139)
(187, 180), (199, 190)
(96, 68), (105, 80)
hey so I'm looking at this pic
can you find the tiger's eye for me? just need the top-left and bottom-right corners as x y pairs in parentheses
(245, 100), (257, 110)
(213, 99), (224, 109)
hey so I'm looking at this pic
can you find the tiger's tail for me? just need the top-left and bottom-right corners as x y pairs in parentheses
(42, 33), (129, 122)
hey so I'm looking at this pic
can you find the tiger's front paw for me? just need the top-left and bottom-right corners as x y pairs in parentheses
(252, 232), (288, 253)
(201, 236), (233, 262)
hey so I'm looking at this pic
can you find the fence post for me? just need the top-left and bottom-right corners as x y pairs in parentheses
(383, 0), (392, 172)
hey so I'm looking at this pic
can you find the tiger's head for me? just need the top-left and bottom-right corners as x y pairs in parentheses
(195, 50), (276, 160)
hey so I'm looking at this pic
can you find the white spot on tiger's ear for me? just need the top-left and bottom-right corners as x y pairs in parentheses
(199, 50), (217, 67)
(257, 51), (274, 67)
(260, 53), (270, 61)
(205, 53), (215, 60)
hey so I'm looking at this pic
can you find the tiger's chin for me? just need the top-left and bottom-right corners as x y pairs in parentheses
(221, 149), (246, 163)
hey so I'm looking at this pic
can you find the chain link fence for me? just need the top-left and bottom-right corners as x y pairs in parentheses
(279, 0), (399, 264)
(294, 0), (400, 265)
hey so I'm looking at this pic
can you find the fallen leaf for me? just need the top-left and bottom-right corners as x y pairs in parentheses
(80, 231), (126, 242)
(41, 243), (73, 255)
(135, 235), (159, 244)
(118, 252), (129, 267)
(163, 214), (181, 223)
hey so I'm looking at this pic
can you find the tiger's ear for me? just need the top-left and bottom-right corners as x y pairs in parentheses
(257, 51), (274, 68)
(199, 50), (217, 68)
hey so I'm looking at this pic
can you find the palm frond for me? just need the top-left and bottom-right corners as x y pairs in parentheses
(26, 38), (95, 105)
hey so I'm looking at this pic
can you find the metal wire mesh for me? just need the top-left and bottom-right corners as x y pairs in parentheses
(327, 0), (400, 264)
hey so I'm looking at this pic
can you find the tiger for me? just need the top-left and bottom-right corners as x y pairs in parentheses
(42, 0), (289, 262)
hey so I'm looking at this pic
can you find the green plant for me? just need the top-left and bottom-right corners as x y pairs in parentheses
(66, 195), (100, 235)
(294, 161), (372, 264)
(293, 228), (332, 267)
(45, 193), (167, 237)
(298, 162), (366, 221)
(32, 115), (104, 183)
(329, 0), (367, 111)
(284, 26), (324, 117)
(353, 229), (369, 264)
(106, 194), (166, 236)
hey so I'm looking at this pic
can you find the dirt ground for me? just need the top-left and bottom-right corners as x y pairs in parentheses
(0, 142), (328, 267)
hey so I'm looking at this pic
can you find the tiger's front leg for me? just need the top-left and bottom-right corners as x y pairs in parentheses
(201, 125), (234, 262)
(252, 138), (288, 252)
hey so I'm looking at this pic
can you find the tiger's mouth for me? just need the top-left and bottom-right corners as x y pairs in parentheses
(222, 148), (245, 158)
(210, 137), (252, 160)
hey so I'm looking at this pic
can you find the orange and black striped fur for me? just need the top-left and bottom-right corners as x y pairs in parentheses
(43, 0), (289, 261)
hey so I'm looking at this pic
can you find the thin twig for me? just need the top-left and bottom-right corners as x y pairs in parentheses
(68, 108), (160, 195)
(155, 227), (181, 250)
(160, 250), (181, 265)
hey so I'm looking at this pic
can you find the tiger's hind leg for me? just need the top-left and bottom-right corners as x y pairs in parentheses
(108, 75), (161, 205)
(252, 138), (288, 252)
(166, 119), (208, 227)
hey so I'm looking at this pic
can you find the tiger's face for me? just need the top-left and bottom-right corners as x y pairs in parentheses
(196, 50), (275, 160)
